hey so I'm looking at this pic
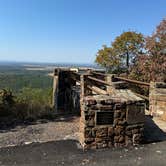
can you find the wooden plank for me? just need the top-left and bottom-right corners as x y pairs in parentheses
(87, 85), (108, 95)
(91, 71), (107, 76)
(134, 93), (149, 100)
(87, 76), (111, 86)
(115, 76), (150, 86)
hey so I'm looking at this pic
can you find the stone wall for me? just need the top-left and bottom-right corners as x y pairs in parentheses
(65, 85), (80, 114)
(79, 95), (145, 150)
(149, 82), (166, 120)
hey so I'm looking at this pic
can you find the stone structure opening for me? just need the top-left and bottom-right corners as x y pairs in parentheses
(53, 68), (81, 114)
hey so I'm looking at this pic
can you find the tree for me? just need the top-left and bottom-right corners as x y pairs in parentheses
(95, 31), (145, 74)
(145, 18), (166, 81)
(112, 31), (145, 71)
(130, 18), (166, 82)
(0, 89), (15, 106)
(95, 45), (121, 73)
(129, 54), (151, 81)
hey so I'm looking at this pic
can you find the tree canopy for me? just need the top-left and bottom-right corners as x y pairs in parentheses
(130, 18), (166, 82)
(95, 18), (166, 82)
(95, 31), (145, 73)
(112, 31), (144, 69)
(95, 45), (120, 72)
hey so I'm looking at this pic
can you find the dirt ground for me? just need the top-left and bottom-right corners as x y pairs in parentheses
(1, 115), (166, 148)
(0, 115), (79, 148)
(0, 115), (166, 166)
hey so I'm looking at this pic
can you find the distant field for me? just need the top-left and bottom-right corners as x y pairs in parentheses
(0, 62), (100, 92)
(0, 64), (53, 92)
(0, 62), (99, 92)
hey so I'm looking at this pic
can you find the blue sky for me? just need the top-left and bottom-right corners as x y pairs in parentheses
(0, 0), (165, 63)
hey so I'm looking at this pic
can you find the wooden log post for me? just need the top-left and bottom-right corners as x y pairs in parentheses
(106, 74), (114, 94)
(52, 69), (59, 112)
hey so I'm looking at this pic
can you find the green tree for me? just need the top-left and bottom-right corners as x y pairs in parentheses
(95, 31), (145, 74)
(112, 31), (145, 71)
(95, 45), (120, 72)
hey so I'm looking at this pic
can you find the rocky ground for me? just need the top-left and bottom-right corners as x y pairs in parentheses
(0, 115), (79, 148)
(0, 114), (166, 166)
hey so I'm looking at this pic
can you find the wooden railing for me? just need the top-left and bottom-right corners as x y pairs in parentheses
(114, 76), (150, 100)
(79, 73), (109, 96)
(70, 72), (81, 83)
(114, 76), (150, 87)
(70, 70), (150, 100)
(92, 72), (150, 100)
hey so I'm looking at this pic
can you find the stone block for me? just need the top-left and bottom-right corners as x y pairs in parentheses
(149, 82), (166, 119)
(114, 126), (125, 135)
(87, 110), (96, 116)
(114, 143), (125, 148)
(125, 136), (132, 146)
(126, 103), (145, 124)
(132, 128), (139, 134)
(96, 127), (108, 138)
(96, 142), (108, 149)
(85, 138), (94, 144)
(125, 130), (132, 137)
(108, 141), (114, 148)
(118, 119), (127, 125)
(84, 128), (92, 138)
(133, 134), (142, 145)
(85, 118), (95, 127)
(84, 97), (97, 106)
(120, 111), (126, 119)
(114, 111), (121, 118)
(108, 127), (114, 137)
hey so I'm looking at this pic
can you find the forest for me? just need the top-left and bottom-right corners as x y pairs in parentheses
(0, 64), (52, 91)
(0, 64), (53, 120)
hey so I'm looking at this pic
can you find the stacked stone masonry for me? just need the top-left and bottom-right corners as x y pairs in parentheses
(149, 82), (166, 121)
(52, 68), (147, 150)
(79, 95), (145, 150)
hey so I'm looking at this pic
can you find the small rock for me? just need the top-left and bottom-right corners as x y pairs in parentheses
(43, 152), (47, 156)
(156, 150), (162, 154)
(138, 157), (142, 160)
(24, 142), (32, 145)
(82, 159), (90, 165)
(124, 148), (128, 152)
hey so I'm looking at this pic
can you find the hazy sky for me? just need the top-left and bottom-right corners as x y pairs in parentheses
(0, 0), (165, 63)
